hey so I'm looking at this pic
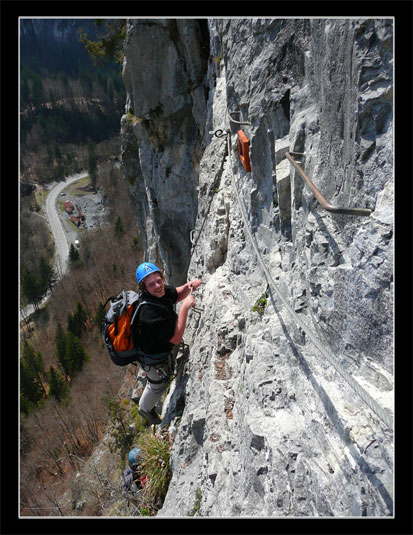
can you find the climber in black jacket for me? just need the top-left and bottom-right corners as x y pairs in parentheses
(134, 262), (202, 424)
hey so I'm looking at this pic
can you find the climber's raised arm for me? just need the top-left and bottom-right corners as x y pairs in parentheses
(176, 279), (202, 302)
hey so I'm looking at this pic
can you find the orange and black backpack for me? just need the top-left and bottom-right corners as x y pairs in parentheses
(102, 290), (169, 367)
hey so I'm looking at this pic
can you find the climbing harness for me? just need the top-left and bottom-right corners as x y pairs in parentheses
(212, 126), (392, 431)
(133, 342), (184, 393)
(140, 363), (171, 385)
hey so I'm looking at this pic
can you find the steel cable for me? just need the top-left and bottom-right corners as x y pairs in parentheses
(224, 131), (393, 431)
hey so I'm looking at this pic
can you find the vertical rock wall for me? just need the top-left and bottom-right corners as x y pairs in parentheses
(120, 18), (393, 517)
(121, 19), (210, 285)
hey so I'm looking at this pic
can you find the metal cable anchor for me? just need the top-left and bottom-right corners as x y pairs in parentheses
(209, 128), (230, 139)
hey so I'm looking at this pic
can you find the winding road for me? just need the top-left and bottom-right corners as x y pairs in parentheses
(20, 171), (88, 322)
(45, 171), (88, 277)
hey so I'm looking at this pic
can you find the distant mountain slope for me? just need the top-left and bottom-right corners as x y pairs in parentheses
(20, 18), (125, 184)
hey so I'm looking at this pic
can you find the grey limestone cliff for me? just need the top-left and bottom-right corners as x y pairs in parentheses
(121, 19), (210, 285)
(120, 18), (393, 517)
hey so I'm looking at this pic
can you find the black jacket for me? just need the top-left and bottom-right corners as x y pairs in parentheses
(134, 285), (178, 355)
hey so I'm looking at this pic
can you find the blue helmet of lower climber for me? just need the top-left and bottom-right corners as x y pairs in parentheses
(128, 447), (142, 468)
(136, 262), (161, 284)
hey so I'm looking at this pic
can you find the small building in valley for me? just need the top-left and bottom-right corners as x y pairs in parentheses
(63, 201), (74, 214)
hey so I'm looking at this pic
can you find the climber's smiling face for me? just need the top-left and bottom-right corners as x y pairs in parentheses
(144, 272), (165, 298)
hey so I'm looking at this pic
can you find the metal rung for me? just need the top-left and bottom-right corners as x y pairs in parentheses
(227, 110), (252, 126)
(285, 152), (372, 217)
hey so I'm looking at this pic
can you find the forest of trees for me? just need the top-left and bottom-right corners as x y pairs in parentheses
(20, 93), (123, 147)
(20, 162), (146, 515)
(20, 307), (89, 414)
(20, 18), (126, 313)
(20, 18), (126, 184)
(21, 256), (56, 311)
(18, 20), (158, 517)
(20, 161), (142, 405)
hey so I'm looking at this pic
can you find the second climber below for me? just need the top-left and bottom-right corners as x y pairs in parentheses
(134, 262), (202, 425)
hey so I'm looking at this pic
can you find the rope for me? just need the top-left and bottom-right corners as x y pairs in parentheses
(224, 130), (393, 431)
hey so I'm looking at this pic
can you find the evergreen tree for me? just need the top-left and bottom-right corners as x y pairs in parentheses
(21, 341), (47, 397)
(48, 366), (68, 402)
(69, 243), (80, 263)
(75, 301), (88, 332)
(53, 164), (65, 181)
(38, 256), (55, 293)
(79, 20), (126, 66)
(21, 268), (43, 310)
(65, 331), (88, 376)
(55, 323), (70, 380)
(67, 311), (77, 337)
(67, 301), (88, 338)
(20, 342), (47, 412)
(20, 362), (44, 412)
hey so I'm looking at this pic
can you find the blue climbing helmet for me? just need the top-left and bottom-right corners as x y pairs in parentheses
(136, 262), (160, 284)
(128, 447), (142, 468)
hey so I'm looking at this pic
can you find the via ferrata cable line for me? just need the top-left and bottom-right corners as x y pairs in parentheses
(187, 127), (229, 306)
(219, 127), (392, 431)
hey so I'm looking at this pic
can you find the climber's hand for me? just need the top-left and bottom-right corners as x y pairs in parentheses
(189, 279), (202, 291)
(183, 294), (196, 310)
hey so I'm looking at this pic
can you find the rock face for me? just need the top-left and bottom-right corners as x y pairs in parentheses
(120, 18), (393, 517)
(121, 19), (210, 285)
